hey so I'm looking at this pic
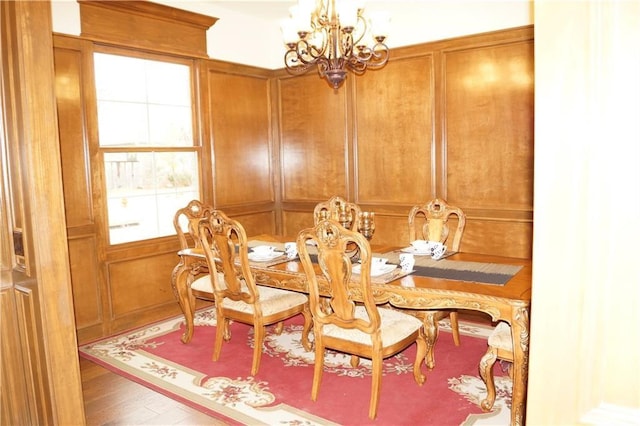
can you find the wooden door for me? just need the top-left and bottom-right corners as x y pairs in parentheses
(0, 1), (85, 423)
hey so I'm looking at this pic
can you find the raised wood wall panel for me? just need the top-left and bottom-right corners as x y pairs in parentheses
(234, 211), (277, 238)
(1, 288), (35, 424)
(14, 284), (54, 424)
(68, 237), (102, 328)
(53, 34), (110, 343)
(54, 46), (94, 227)
(462, 219), (532, 258)
(208, 70), (273, 206)
(281, 210), (316, 239)
(443, 40), (534, 210)
(107, 251), (177, 318)
(355, 55), (435, 204)
(367, 214), (411, 247)
(279, 73), (348, 200)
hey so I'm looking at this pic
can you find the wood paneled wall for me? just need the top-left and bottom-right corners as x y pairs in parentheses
(204, 60), (278, 238)
(53, 8), (532, 341)
(276, 27), (534, 258)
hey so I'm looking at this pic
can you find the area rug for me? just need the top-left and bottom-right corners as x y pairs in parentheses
(78, 308), (512, 425)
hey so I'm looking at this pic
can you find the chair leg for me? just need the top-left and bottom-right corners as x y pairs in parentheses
(274, 321), (284, 335)
(300, 305), (313, 351)
(450, 311), (461, 346)
(350, 355), (360, 368)
(311, 336), (324, 401)
(369, 353), (382, 420)
(479, 346), (498, 411)
(251, 325), (265, 376)
(212, 317), (228, 361)
(222, 317), (231, 341)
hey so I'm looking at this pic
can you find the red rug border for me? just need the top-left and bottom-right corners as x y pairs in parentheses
(79, 347), (243, 425)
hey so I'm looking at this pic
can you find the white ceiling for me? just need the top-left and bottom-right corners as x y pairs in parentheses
(205, 1), (295, 20)
(51, 0), (533, 69)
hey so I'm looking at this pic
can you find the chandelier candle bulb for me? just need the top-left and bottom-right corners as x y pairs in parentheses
(337, 1), (358, 29)
(369, 10), (390, 39)
(281, 19), (299, 45)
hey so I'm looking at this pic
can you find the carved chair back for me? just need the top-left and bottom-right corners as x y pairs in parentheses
(408, 198), (466, 251)
(298, 219), (380, 342)
(197, 209), (257, 303)
(313, 196), (363, 231)
(173, 199), (214, 250)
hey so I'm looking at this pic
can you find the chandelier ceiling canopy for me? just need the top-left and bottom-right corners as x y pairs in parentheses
(281, 0), (390, 89)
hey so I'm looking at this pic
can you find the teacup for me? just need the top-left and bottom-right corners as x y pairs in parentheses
(284, 242), (297, 259)
(399, 253), (415, 272)
(252, 245), (275, 256)
(431, 243), (447, 260)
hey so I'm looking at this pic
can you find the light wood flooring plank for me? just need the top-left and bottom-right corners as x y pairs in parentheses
(80, 357), (227, 426)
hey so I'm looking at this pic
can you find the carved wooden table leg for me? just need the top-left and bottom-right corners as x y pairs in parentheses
(171, 258), (197, 344)
(421, 311), (440, 369)
(510, 305), (530, 426)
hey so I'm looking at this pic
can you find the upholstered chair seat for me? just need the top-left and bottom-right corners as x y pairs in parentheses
(479, 321), (514, 411)
(323, 305), (423, 347)
(192, 274), (309, 316)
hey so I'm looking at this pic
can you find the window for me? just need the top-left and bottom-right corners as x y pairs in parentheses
(94, 52), (200, 245)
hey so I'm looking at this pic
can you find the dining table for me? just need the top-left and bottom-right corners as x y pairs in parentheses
(171, 234), (531, 426)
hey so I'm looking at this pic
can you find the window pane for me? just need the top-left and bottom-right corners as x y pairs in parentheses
(97, 101), (149, 146)
(105, 152), (199, 245)
(94, 52), (200, 245)
(94, 53), (193, 148)
(148, 104), (193, 146)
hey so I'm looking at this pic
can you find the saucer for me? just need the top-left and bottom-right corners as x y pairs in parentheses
(248, 251), (284, 262)
(352, 263), (397, 277)
(400, 246), (433, 256)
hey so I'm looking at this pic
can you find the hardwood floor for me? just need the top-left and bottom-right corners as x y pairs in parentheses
(80, 357), (228, 425)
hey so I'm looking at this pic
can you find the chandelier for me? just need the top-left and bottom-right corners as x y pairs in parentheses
(281, 0), (390, 89)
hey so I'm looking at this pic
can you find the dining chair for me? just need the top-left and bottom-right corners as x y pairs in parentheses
(173, 199), (215, 342)
(173, 199), (214, 252)
(313, 195), (363, 231)
(408, 198), (466, 348)
(297, 219), (427, 420)
(191, 209), (312, 375)
(479, 321), (513, 411)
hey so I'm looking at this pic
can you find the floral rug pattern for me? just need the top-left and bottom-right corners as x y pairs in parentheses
(79, 307), (512, 425)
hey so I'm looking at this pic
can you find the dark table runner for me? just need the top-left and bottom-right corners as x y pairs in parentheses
(411, 266), (517, 285)
(383, 252), (523, 286)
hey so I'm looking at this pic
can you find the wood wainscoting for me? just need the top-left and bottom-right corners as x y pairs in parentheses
(276, 27), (534, 259)
(52, 0), (532, 342)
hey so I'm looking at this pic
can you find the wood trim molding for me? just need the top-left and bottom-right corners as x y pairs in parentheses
(78, 0), (218, 58)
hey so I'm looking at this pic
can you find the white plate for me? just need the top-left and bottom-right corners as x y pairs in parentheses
(352, 263), (397, 277)
(400, 246), (433, 256)
(248, 251), (284, 262)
